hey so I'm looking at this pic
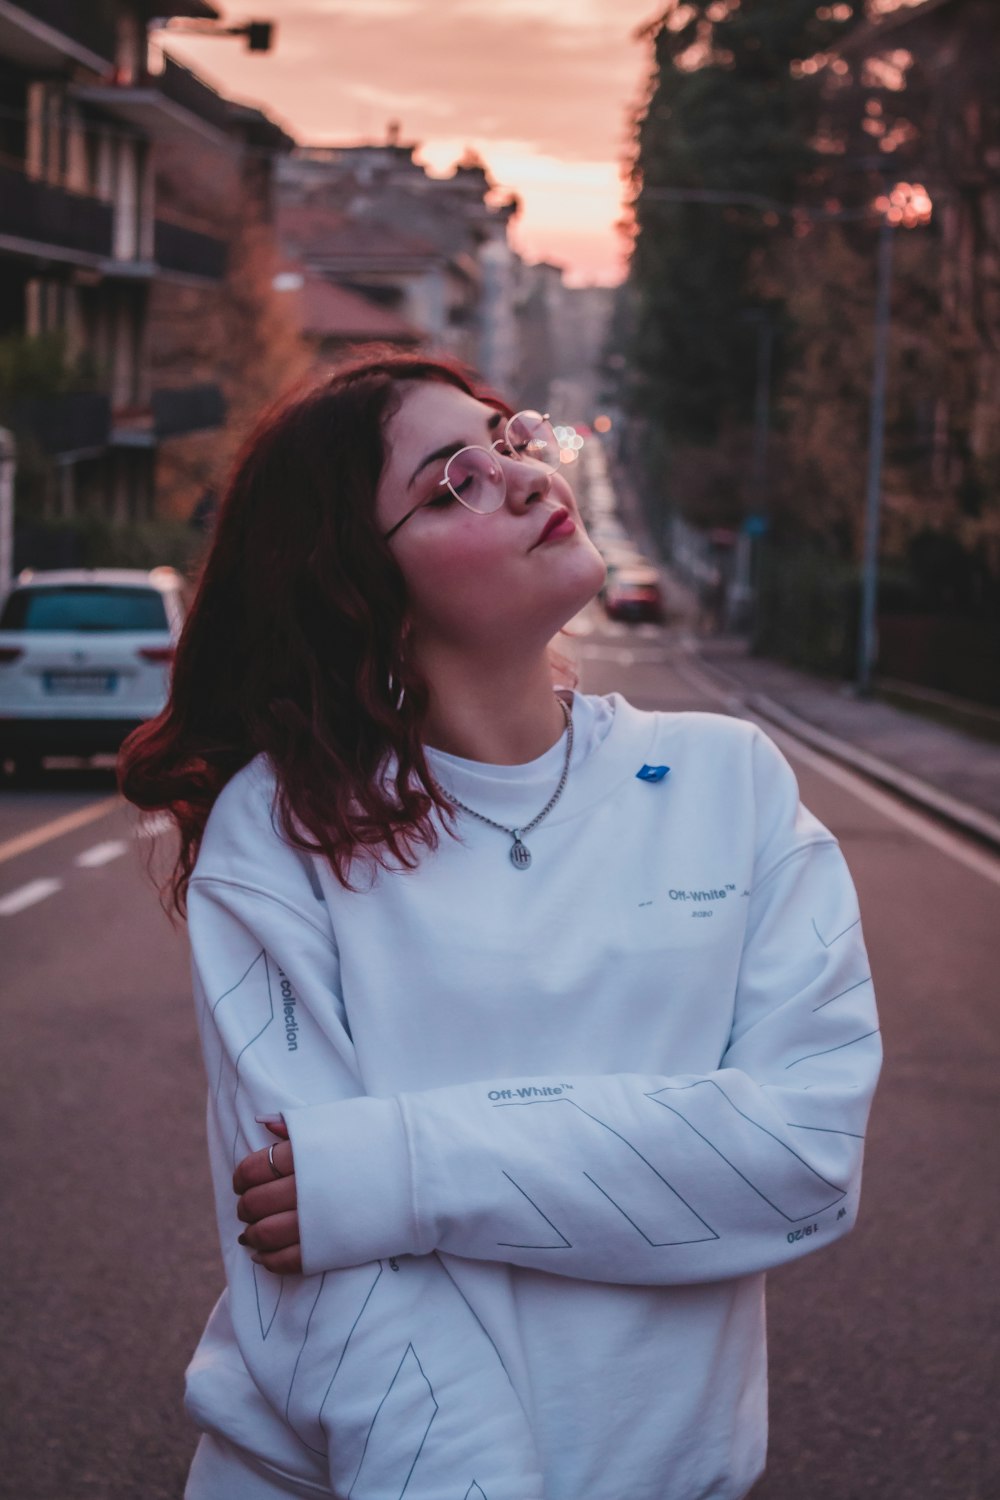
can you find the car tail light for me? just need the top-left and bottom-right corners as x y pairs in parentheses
(0, 646), (23, 664)
(137, 646), (175, 664)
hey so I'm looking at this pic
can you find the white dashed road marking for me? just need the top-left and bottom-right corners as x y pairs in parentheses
(0, 798), (170, 917)
(74, 840), (128, 869)
(137, 813), (172, 839)
(0, 878), (64, 916)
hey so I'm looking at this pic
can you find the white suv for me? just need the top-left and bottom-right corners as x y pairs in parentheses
(0, 566), (187, 775)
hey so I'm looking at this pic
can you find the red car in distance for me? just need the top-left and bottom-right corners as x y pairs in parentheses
(602, 566), (666, 624)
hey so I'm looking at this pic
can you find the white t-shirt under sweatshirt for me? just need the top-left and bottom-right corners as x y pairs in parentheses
(184, 692), (881, 1500)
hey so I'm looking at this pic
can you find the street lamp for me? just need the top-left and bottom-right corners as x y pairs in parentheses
(149, 17), (276, 52)
(0, 428), (15, 605)
(857, 180), (933, 694)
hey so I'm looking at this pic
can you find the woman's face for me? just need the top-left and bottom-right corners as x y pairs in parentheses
(376, 381), (606, 654)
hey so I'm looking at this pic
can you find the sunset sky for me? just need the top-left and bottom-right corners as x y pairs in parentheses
(159, 0), (665, 286)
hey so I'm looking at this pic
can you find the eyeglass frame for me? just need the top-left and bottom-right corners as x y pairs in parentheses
(381, 410), (562, 542)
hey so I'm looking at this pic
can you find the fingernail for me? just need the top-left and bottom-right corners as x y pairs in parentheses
(255, 1114), (284, 1127)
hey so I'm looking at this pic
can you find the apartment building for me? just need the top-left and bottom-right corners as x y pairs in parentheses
(277, 133), (522, 391)
(0, 1), (288, 528)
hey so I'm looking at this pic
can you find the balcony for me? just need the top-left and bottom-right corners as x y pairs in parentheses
(73, 56), (231, 149)
(0, 3), (221, 73)
(7, 391), (111, 457)
(155, 55), (232, 134)
(152, 383), (226, 439)
(0, 164), (113, 265)
(0, 2), (116, 71)
(154, 219), (227, 281)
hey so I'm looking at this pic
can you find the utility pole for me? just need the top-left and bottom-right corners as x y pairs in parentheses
(739, 307), (774, 636)
(751, 316), (775, 499)
(150, 18), (275, 51)
(856, 211), (895, 696)
(0, 428), (15, 604)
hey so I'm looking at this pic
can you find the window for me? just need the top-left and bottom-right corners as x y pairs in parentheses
(1, 586), (169, 632)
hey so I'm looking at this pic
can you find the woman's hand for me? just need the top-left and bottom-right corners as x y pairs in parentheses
(233, 1120), (302, 1275)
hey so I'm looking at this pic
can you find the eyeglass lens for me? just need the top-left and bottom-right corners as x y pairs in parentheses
(505, 411), (559, 471)
(441, 412), (561, 514)
(443, 448), (506, 513)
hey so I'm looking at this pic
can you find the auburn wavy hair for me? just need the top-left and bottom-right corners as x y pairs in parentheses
(119, 346), (518, 915)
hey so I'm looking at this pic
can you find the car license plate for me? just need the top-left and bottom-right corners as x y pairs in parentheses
(43, 672), (117, 694)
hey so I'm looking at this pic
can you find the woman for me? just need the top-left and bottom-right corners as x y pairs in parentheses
(120, 348), (881, 1500)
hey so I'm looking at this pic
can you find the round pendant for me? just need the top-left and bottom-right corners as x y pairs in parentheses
(510, 836), (532, 870)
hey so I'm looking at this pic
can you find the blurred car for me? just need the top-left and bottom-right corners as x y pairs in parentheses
(598, 551), (652, 600)
(0, 566), (187, 776)
(602, 566), (666, 624)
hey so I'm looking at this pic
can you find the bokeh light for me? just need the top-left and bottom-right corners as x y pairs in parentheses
(875, 181), (933, 228)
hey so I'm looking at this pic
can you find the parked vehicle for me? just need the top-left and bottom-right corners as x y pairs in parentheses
(603, 566), (667, 624)
(596, 545), (648, 600)
(0, 567), (187, 776)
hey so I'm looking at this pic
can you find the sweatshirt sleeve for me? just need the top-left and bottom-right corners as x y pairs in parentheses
(185, 771), (544, 1499)
(286, 730), (882, 1287)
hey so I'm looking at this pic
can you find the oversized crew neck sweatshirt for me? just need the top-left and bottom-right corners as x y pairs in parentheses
(184, 693), (881, 1500)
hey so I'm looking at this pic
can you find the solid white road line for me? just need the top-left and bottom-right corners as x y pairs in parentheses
(764, 720), (1000, 889)
(74, 839), (128, 868)
(0, 877), (63, 916)
(580, 643), (668, 665)
(674, 655), (1000, 889)
(582, 644), (636, 666)
(0, 796), (120, 866)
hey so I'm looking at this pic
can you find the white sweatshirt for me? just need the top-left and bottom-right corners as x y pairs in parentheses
(184, 692), (881, 1500)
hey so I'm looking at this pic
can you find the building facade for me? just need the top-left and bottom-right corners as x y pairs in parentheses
(0, 1), (291, 534)
(276, 133), (522, 391)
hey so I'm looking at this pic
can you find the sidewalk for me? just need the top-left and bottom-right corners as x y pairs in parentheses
(591, 449), (1000, 851)
(685, 630), (1000, 851)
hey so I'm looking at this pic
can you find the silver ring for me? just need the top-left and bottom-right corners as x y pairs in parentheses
(267, 1142), (283, 1179)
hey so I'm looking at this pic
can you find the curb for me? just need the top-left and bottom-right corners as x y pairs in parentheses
(683, 649), (1000, 857)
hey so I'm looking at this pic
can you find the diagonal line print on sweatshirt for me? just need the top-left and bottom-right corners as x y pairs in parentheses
(286, 1263), (384, 1455)
(493, 1098), (719, 1245)
(209, 948), (268, 1103)
(812, 974), (873, 1012)
(582, 1171), (719, 1246)
(646, 1079), (847, 1220)
(317, 1263), (387, 1444)
(785, 1029), (881, 1072)
(497, 1170), (572, 1249)
(348, 1343), (438, 1500)
(230, 951), (275, 1167)
(253, 1260), (284, 1341)
(447, 1276), (516, 1386)
(285, 1272), (329, 1452)
(812, 914), (861, 949)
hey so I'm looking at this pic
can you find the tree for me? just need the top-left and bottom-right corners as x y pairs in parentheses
(148, 145), (311, 523)
(623, 0), (864, 524)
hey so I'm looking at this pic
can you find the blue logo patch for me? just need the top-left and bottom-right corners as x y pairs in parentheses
(636, 764), (670, 783)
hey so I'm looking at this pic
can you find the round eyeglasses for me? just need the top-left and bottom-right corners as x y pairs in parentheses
(382, 410), (566, 541)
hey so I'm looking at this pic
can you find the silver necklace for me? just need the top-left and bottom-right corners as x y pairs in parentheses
(436, 696), (573, 870)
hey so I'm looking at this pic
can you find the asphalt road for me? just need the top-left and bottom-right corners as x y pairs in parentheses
(1, 618), (997, 1499)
